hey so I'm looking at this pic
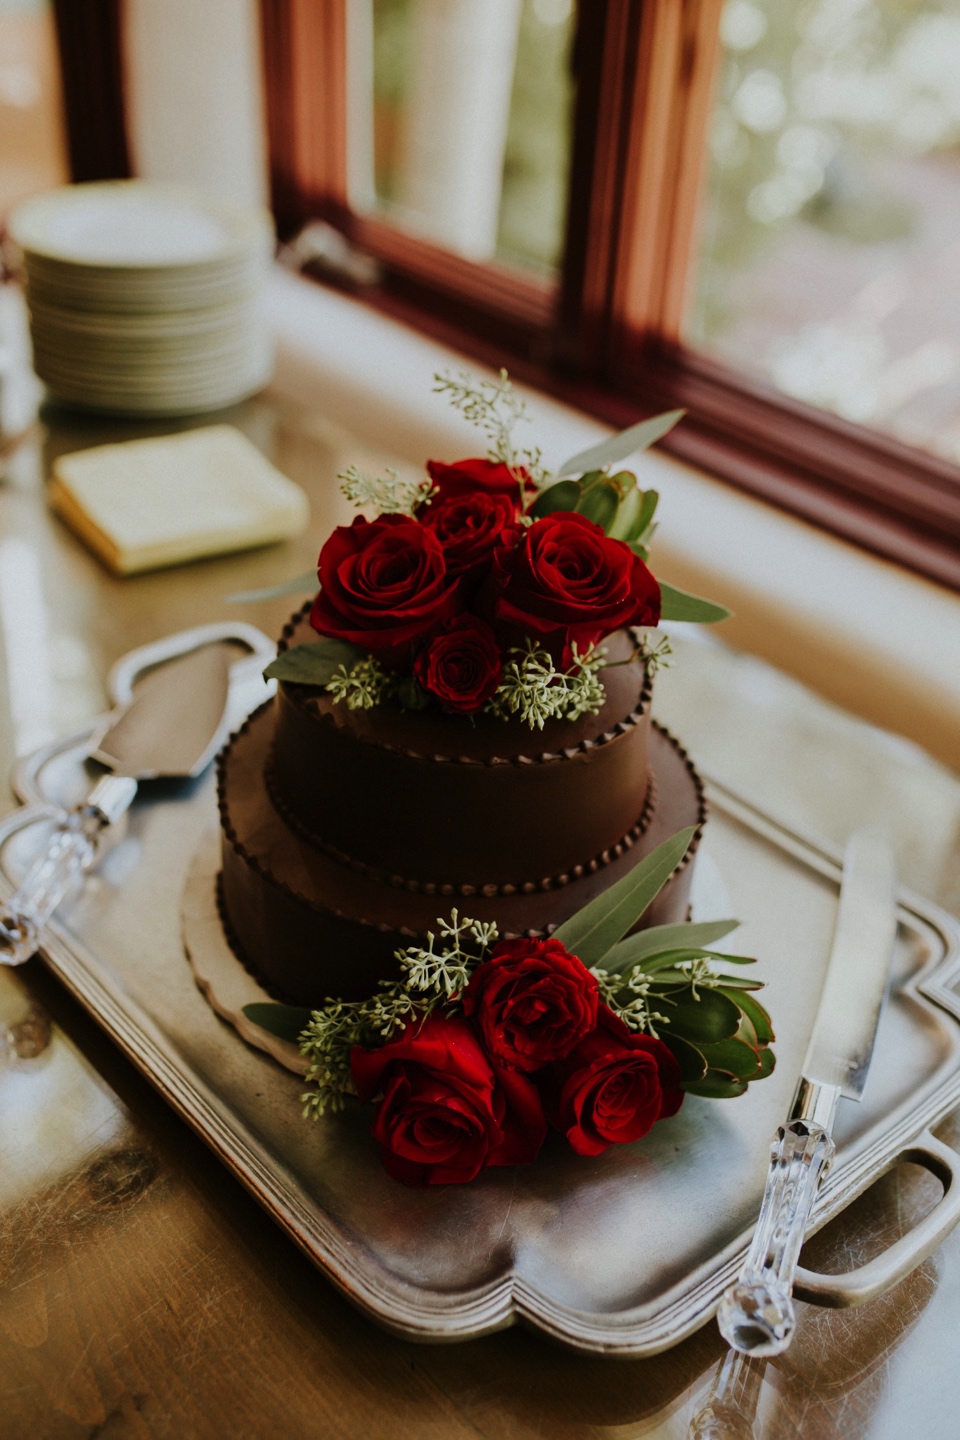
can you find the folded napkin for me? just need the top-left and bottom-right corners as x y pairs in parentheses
(49, 424), (309, 575)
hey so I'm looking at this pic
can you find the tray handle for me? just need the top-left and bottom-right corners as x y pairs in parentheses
(793, 1131), (960, 1308)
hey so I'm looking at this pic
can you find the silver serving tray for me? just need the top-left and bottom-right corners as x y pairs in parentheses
(2, 636), (960, 1356)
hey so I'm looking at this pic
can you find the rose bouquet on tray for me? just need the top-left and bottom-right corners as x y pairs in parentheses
(246, 829), (776, 1188)
(261, 370), (729, 725)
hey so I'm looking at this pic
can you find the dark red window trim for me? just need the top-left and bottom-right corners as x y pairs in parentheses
(51, 0), (130, 184)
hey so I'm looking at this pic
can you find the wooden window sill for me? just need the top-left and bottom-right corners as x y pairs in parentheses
(265, 267), (960, 775)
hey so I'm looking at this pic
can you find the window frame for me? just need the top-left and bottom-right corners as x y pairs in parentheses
(51, 0), (960, 591)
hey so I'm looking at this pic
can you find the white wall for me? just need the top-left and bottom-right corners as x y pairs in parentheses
(124, 0), (268, 212)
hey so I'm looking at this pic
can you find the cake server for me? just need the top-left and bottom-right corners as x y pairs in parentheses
(0, 631), (243, 968)
(716, 826), (898, 1357)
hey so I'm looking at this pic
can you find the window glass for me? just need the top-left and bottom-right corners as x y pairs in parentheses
(691, 0), (960, 463)
(359, 0), (575, 277)
(0, 0), (67, 219)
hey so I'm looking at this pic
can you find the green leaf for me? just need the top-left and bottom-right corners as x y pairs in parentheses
(529, 478), (582, 518)
(607, 470), (638, 497)
(720, 988), (775, 1045)
(683, 1071), (749, 1099)
(227, 569), (318, 603)
(661, 1032), (708, 1084)
(659, 582), (731, 624)
(555, 409), (685, 479)
(553, 826), (696, 965)
(633, 487), (660, 539)
(756, 1046), (777, 1079)
(660, 986), (742, 1044)
(698, 1037), (762, 1082)
(242, 1002), (312, 1043)
(601, 918), (740, 975)
(397, 675), (430, 710)
(576, 480), (619, 531)
(607, 485), (644, 541)
(264, 639), (366, 687)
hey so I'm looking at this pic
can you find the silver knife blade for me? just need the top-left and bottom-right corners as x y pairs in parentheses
(801, 827), (898, 1101)
(90, 641), (234, 780)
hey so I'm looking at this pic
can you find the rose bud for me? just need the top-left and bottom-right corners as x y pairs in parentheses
(420, 489), (518, 580)
(462, 936), (599, 1071)
(548, 1005), (683, 1156)
(310, 513), (461, 666)
(414, 614), (502, 713)
(351, 1012), (546, 1187)
(490, 510), (661, 663)
(426, 457), (530, 506)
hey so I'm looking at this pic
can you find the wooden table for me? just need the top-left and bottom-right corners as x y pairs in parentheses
(2, 352), (960, 1439)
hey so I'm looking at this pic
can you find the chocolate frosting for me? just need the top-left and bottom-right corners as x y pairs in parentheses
(268, 611), (653, 887)
(218, 704), (705, 1006)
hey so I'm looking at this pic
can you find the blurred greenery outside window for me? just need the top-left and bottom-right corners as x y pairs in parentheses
(365, 0), (575, 279)
(693, 0), (960, 465)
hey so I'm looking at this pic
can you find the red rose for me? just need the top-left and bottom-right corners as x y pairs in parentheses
(549, 1005), (683, 1156)
(414, 614), (502, 713)
(462, 936), (599, 1071)
(427, 456), (529, 505)
(351, 1012), (546, 1186)
(420, 490), (518, 579)
(310, 514), (461, 665)
(490, 511), (661, 662)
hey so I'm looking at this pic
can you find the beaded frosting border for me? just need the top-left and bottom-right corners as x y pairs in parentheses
(216, 705), (707, 941)
(263, 754), (659, 898)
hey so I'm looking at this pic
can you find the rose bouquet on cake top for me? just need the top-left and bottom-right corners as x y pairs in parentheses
(262, 370), (730, 725)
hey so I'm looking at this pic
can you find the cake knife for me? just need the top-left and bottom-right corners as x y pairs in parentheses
(717, 826), (898, 1356)
(0, 638), (235, 968)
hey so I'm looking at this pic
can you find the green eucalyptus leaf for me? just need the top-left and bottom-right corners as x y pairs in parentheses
(575, 469), (607, 493)
(721, 988), (775, 1044)
(529, 478), (582, 518)
(756, 1046), (777, 1079)
(607, 470), (638, 497)
(227, 569), (318, 603)
(633, 519), (659, 550)
(661, 1032), (708, 1084)
(554, 826), (696, 966)
(602, 919), (740, 975)
(555, 409), (685, 479)
(629, 489), (660, 547)
(608, 485), (645, 541)
(397, 675), (430, 710)
(264, 639), (366, 687)
(242, 1002), (313, 1043)
(576, 480), (619, 531)
(659, 582), (732, 624)
(683, 1071), (749, 1099)
(660, 986), (742, 1044)
(698, 1037), (762, 1082)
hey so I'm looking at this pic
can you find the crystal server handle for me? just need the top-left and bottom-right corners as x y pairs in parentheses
(0, 776), (137, 967)
(717, 1113), (836, 1357)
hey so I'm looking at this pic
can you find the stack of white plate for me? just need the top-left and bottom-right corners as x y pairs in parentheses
(8, 181), (275, 417)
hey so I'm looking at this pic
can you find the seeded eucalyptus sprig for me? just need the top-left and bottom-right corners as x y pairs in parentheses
(434, 367), (549, 496)
(338, 463), (436, 516)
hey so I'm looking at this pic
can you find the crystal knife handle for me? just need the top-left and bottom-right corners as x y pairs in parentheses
(717, 1082), (839, 1356)
(0, 775), (137, 967)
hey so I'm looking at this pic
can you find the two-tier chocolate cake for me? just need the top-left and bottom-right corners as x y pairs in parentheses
(217, 604), (705, 1005)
